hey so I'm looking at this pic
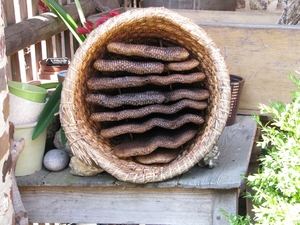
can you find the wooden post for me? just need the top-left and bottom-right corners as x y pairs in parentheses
(0, 0), (14, 223)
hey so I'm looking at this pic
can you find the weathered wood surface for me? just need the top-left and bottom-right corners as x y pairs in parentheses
(175, 9), (282, 24)
(201, 24), (300, 115)
(140, 0), (237, 11)
(17, 115), (256, 189)
(173, 10), (300, 115)
(20, 186), (226, 225)
(4, 0), (97, 56)
(17, 116), (256, 224)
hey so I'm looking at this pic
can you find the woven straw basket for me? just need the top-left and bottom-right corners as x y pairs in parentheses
(60, 7), (231, 183)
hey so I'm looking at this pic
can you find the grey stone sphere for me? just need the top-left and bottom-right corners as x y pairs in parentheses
(43, 149), (70, 172)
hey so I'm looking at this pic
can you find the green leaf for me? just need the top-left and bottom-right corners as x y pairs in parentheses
(253, 114), (262, 126)
(41, 0), (85, 44)
(60, 127), (68, 146)
(74, 0), (86, 26)
(288, 71), (300, 89)
(32, 83), (62, 140)
(37, 82), (59, 89)
(219, 208), (251, 225)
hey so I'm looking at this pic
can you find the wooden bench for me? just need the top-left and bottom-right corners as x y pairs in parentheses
(17, 115), (257, 225)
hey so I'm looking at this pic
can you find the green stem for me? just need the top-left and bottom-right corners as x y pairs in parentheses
(41, 0), (85, 44)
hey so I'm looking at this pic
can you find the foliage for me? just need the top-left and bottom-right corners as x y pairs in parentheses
(222, 72), (300, 225)
(249, 72), (300, 225)
(220, 208), (251, 225)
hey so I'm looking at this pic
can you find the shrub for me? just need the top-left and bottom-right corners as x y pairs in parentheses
(222, 72), (300, 225)
(249, 72), (300, 225)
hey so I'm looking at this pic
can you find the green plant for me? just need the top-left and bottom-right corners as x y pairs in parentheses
(33, 0), (119, 142)
(248, 72), (300, 225)
(222, 72), (300, 225)
(220, 208), (251, 225)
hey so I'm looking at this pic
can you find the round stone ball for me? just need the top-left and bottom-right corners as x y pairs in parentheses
(43, 149), (70, 172)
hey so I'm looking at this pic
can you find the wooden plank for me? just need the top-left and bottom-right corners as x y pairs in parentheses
(9, 53), (21, 81)
(42, 167), (117, 187)
(213, 189), (239, 225)
(200, 23), (300, 115)
(196, 0), (237, 11)
(55, 33), (63, 58)
(178, 115), (257, 189)
(142, 0), (237, 11)
(20, 186), (218, 225)
(3, 0), (16, 25)
(19, 0), (28, 22)
(175, 9), (281, 24)
(16, 168), (50, 186)
(34, 42), (43, 78)
(141, 0), (195, 10)
(24, 46), (34, 81)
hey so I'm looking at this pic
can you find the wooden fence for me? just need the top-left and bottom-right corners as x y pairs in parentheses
(3, 0), (143, 82)
(3, 0), (280, 84)
(4, 0), (86, 83)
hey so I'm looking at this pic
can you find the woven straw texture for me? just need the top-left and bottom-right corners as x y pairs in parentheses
(60, 7), (231, 183)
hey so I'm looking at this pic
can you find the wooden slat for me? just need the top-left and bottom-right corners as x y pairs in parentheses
(141, 0), (237, 11)
(213, 189), (239, 224)
(9, 53), (21, 81)
(16, 168), (50, 186)
(34, 42), (43, 76)
(42, 167), (116, 187)
(3, 0), (16, 25)
(19, 184), (240, 224)
(174, 8), (281, 24)
(20, 186), (218, 224)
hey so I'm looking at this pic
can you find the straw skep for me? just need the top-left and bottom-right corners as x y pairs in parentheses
(60, 7), (231, 183)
